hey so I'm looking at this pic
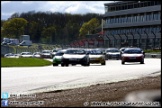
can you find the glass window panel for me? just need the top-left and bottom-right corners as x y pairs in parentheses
(157, 1), (161, 5)
(144, 2), (148, 6)
(134, 3), (138, 8)
(142, 27), (145, 33)
(146, 27), (149, 33)
(141, 2), (144, 7)
(150, 13), (153, 21)
(124, 5), (127, 9)
(116, 6), (119, 11)
(138, 15), (141, 22)
(158, 12), (160, 20)
(157, 26), (160, 32)
(111, 18), (113, 24)
(154, 1), (158, 5)
(144, 13), (146, 21)
(150, 1), (155, 6)
(110, 18), (112, 24)
(148, 1), (151, 6)
(141, 14), (144, 21)
(117, 17), (119, 23)
(108, 18), (110, 24)
(121, 5), (124, 10)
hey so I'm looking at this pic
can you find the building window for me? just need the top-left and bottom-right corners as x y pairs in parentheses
(107, 18), (110, 24)
(144, 13), (146, 21)
(140, 2), (144, 7)
(144, 2), (148, 7)
(160, 12), (161, 20)
(117, 17), (119, 23)
(110, 18), (112, 24)
(108, 7), (111, 12)
(150, 12), (153, 21)
(128, 16), (131, 23)
(150, 1), (155, 6)
(158, 12), (161, 20)
(118, 5), (121, 10)
(138, 27), (141, 34)
(116, 6), (119, 11)
(125, 16), (128, 23)
(153, 12), (159, 20)
(157, 26), (161, 33)
(119, 16), (122, 23)
(111, 7), (115, 11)
(132, 28), (135, 34)
(141, 14), (144, 22)
(124, 5), (127, 10)
(142, 27), (145, 34)
(148, 1), (151, 6)
(135, 15), (138, 22)
(154, 1), (158, 5)
(105, 6), (108, 13)
(121, 5), (124, 10)
(128, 4), (133, 9)
(134, 3), (138, 8)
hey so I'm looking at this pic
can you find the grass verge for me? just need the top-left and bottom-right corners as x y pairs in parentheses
(1, 58), (52, 67)
(144, 49), (161, 53)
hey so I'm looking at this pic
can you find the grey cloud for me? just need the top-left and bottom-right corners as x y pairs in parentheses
(1, 1), (111, 20)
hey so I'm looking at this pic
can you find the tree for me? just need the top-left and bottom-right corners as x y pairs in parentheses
(79, 22), (90, 37)
(79, 18), (100, 37)
(41, 26), (56, 44)
(2, 18), (27, 39)
(88, 18), (100, 34)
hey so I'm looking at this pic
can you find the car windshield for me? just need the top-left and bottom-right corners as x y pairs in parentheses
(5, 53), (14, 56)
(88, 50), (102, 55)
(52, 50), (58, 52)
(34, 52), (40, 55)
(22, 52), (32, 55)
(42, 50), (51, 53)
(124, 49), (142, 54)
(55, 52), (64, 56)
(65, 50), (86, 54)
(106, 49), (119, 52)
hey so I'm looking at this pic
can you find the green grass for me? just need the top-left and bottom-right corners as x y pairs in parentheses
(1, 58), (53, 67)
(144, 49), (161, 53)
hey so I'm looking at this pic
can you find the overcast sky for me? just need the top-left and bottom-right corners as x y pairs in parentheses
(1, 1), (115, 20)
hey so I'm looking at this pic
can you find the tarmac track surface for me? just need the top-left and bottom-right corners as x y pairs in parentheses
(1, 58), (161, 95)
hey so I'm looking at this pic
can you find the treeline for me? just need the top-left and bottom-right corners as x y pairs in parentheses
(1, 11), (103, 45)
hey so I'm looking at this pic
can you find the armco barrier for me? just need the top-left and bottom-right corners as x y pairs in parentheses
(1, 45), (14, 55)
(145, 53), (161, 58)
(1, 45), (161, 58)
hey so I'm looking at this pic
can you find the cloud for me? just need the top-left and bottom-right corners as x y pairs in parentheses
(1, 1), (112, 20)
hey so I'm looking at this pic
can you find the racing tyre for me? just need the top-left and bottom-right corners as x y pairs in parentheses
(53, 63), (58, 66)
(65, 64), (69, 67)
(121, 61), (125, 64)
(61, 63), (65, 67)
(140, 61), (144, 64)
(101, 62), (106, 65)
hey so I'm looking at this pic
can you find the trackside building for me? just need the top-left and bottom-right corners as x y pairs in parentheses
(103, 1), (161, 49)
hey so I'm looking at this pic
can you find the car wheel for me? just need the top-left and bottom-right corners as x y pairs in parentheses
(61, 63), (64, 67)
(101, 62), (106, 65)
(83, 62), (90, 66)
(122, 61), (125, 64)
(65, 64), (69, 66)
(140, 61), (144, 64)
(86, 62), (90, 66)
(53, 63), (58, 66)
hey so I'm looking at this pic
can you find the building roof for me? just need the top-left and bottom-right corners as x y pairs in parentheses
(104, 1), (138, 6)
